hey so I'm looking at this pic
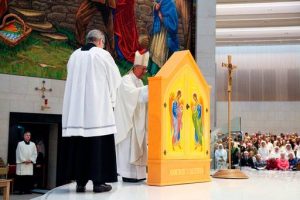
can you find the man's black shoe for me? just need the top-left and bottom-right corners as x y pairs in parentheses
(122, 177), (146, 183)
(93, 184), (112, 193)
(76, 185), (86, 193)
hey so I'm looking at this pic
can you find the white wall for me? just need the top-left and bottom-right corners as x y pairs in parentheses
(216, 45), (300, 133)
(0, 74), (65, 162)
(217, 101), (300, 133)
(196, 0), (216, 128)
(216, 45), (300, 101)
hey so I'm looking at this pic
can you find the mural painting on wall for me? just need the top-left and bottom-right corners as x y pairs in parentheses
(0, 0), (8, 19)
(75, 0), (115, 53)
(0, 0), (196, 80)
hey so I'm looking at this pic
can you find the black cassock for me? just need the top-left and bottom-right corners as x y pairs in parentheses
(63, 134), (118, 186)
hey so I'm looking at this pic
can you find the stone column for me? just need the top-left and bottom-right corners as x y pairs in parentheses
(196, 0), (216, 129)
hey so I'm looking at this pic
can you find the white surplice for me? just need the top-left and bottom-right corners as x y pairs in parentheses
(16, 141), (37, 175)
(270, 150), (280, 159)
(258, 147), (270, 161)
(215, 149), (227, 169)
(114, 72), (148, 179)
(62, 47), (121, 137)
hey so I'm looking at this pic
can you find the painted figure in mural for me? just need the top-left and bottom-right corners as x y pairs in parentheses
(175, 0), (192, 49)
(75, 0), (116, 53)
(114, 0), (144, 63)
(191, 93), (203, 150)
(0, 0), (8, 20)
(149, 0), (179, 75)
(170, 90), (182, 149)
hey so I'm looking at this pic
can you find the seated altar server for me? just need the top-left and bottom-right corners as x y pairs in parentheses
(115, 51), (149, 182)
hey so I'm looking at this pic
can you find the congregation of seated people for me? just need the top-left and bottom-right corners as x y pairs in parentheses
(214, 132), (300, 170)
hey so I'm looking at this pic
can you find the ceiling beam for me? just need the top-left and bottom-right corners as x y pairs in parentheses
(217, 13), (300, 20)
(217, 36), (300, 42)
(217, 2), (300, 16)
(217, 17), (300, 28)
(217, 38), (300, 46)
(217, 27), (300, 40)
(216, 0), (300, 45)
(217, 0), (300, 4)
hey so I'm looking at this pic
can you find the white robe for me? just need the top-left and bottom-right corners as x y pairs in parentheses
(258, 147), (269, 161)
(269, 151), (280, 159)
(267, 142), (273, 152)
(296, 148), (300, 159)
(114, 72), (148, 179)
(215, 149), (227, 169)
(285, 149), (295, 158)
(62, 47), (121, 137)
(16, 141), (37, 176)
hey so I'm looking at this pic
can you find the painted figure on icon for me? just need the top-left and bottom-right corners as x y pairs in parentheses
(191, 93), (203, 150)
(169, 90), (183, 150)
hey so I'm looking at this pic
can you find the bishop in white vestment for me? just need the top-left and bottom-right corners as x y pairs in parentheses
(115, 51), (149, 182)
